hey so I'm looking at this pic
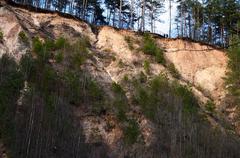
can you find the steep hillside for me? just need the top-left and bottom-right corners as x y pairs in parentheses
(0, 2), (240, 158)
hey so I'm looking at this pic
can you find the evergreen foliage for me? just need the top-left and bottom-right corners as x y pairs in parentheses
(123, 119), (140, 145)
(226, 37), (240, 107)
(0, 54), (24, 157)
(141, 33), (165, 64)
(11, 0), (240, 47)
(143, 60), (150, 74)
(167, 63), (180, 79)
(0, 30), (3, 42)
(133, 73), (240, 157)
(18, 31), (29, 44)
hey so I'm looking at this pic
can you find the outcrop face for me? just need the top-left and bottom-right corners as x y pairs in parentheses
(0, 5), (228, 107)
(0, 4), (96, 60)
(0, 6), (26, 60)
(0, 2), (239, 158)
(159, 39), (228, 105)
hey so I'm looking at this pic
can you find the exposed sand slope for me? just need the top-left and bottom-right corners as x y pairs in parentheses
(159, 39), (228, 106)
(96, 26), (228, 108)
(0, 4), (237, 155)
(0, 6), (228, 107)
(0, 6), (26, 60)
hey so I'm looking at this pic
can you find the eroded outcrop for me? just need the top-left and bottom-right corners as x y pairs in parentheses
(0, 2), (239, 158)
(159, 39), (228, 106)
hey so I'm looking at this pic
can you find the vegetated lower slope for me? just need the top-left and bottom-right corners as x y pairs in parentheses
(0, 3), (240, 158)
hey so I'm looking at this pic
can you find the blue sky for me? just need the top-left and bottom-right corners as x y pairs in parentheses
(155, 1), (178, 36)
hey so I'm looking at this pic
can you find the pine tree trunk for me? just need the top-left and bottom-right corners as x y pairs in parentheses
(150, 0), (154, 32)
(141, 0), (146, 31)
(169, 0), (172, 38)
(188, 14), (191, 38)
(119, 0), (122, 28)
(181, 3), (183, 37)
(130, 0), (134, 29)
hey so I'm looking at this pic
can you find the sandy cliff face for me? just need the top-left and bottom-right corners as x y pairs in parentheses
(159, 39), (228, 106)
(0, 5), (228, 108)
(0, 5), (96, 60)
(0, 3), (238, 158)
(0, 6), (26, 60)
(96, 27), (228, 107)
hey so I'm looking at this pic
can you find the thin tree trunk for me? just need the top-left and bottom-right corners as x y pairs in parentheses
(181, 3), (183, 37)
(130, 0), (134, 29)
(141, 0), (146, 31)
(188, 14), (191, 38)
(113, 8), (116, 27)
(150, 0), (154, 32)
(169, 0), (172, 38)
(119, 0), (122, 28)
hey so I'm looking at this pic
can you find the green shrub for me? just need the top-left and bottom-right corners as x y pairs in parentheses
(226, 37), (240, 106)
(18, 31), (28, 44)
(55, 37), (66, 49)
(141, 33), (165, 64)
(123, 119), (140, 145)
(41, 65), (58, 93)
(68, 38), (90, 69)
(32, 38), (54, 64)
(173, 84), (198, 114)
(118, 59), (124, 68)
(0, 54), (24, 154)
(139, 71), (147, 83)
(168, 63), (180, 79)
(0, 31), (3, 41)
(143, 60), (150, 74)
(117, 109), (127, 122)
(123, 74), (129, 82)
(112, 82), (124, 94)
(63, 71), (81, 104)
(20, 53), (36, 81)
(45, 94), (55, 113)
(205, 100), (215, 113)
(33, 37), (43, 54)
(155, 49), (165, 64)
(44, 39), (55, 51)
(124, 36), (134, 50)
(72, 51), (86, 68)
(135, 73), (199, 120)
(33, 37), (50, 64)
(111, 82), (129, 121)
(55, 51), (64, 63)
(142, 33), (156, 55)
(87, 80), (103, 100)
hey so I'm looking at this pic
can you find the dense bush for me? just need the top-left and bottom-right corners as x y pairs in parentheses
(205, 100), (216, 113)
(172, 81), (198, 114)
(18, 31), (29, 45)
(123, 119), (140, 145)
(20, 53), (36, 81)
(55, 51), (64, 63)
(111, 82), (128, 121)
(54, 37), (66, 49)
(132, 72), (240, 157)
(0, 30), (3, 42)
(112, 82), (124, 94)
(226, 37), (240, 106)
(167, 63), (180, 79)
(68, 38), (90, 69)
(11, 36), (107, 157)
(143, 60), (150, 74)
(33, 37), (51, 63)
(0, 54), (24, 156)
(141, 33), (165, 64)
(134, 74), (179, 119)
(124, 36), (134, 50)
